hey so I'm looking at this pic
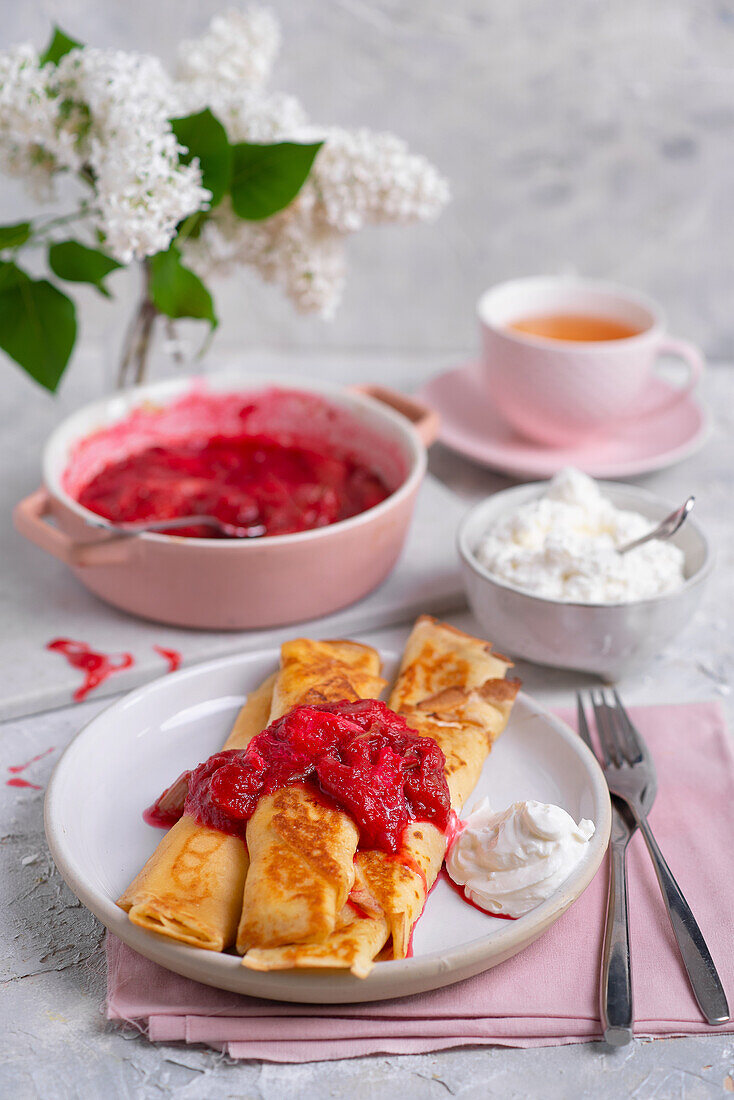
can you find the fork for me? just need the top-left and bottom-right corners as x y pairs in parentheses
(579, 689), (730, 1034)
(577, 695), (647, 1044)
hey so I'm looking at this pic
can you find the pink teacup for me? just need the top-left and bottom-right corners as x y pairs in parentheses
(477, 276), (704, 446)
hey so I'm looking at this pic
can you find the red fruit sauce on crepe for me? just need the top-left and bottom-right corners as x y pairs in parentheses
(155, 699), (452, 854)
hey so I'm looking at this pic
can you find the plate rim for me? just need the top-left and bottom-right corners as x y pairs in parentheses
(419, 360), (711, 480)
(45, 645), (612, 1004)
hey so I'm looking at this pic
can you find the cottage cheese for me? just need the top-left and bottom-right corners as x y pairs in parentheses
(475, 467), (686, 604)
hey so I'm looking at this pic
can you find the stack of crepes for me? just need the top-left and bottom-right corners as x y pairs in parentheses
(118, 617), (520, 977)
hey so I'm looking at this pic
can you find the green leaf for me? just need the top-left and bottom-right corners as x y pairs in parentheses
(148, 246), (217, 328)
(40, 26), (83, 66)
(0, 222), (32, 250)
(171, 109), (231, 209)
(48, 240), (122, 298)
(230, 141), (323, 220)
(176, 211), (207, 242)
(0, 262), (76, 392)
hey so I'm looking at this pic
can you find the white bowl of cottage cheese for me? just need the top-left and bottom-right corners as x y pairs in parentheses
(458, 468), (712, 678)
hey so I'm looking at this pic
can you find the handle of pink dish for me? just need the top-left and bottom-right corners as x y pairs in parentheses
(350, 384), (440, 446)
(645, 337), (704, 418)
(13, 488), (133, 567)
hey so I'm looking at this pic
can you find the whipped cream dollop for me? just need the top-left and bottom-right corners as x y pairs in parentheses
(446, 798), (595, 918)
(475, 466), (686, 603)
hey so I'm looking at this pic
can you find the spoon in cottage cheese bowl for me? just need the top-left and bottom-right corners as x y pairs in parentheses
(474, 467), (688, 604)
(616, 495), (695, 555)
(445, 798), (596, 919)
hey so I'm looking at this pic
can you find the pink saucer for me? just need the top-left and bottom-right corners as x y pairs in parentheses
(419, 361), (710, 480)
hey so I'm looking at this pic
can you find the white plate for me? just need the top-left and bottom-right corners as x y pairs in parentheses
(45, 647), (611, 1004)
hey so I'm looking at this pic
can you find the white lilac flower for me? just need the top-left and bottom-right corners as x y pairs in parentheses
(175, 7), (280, 93)
(0, 7), (449, 315)
(174, 8), (449, 316)
(184, 195), (346, 317)
(181, 120), (449, 315)
(178, 83), (309, 144)
(243, 200), (346, 318)
(54, 48), (208, 262)
(311, 128), (450, 233)
(0, 43), (208, 260)
(173, 9), (303, 142)
(0, 44), (80, 199)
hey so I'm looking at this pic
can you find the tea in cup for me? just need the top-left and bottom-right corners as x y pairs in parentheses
(477, 277), (704, 446)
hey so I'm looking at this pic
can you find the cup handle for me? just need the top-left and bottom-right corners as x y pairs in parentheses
(644, 337), (704, 418)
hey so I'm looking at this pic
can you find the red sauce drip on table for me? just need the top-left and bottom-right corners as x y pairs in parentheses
(172, 699), (451, 853)
(46, 638), (134, 702)
(6, 747), (55, 791)
(7, 747), (55, 774)
(76, 427), (391, 539)
(153, 645), (182, 673)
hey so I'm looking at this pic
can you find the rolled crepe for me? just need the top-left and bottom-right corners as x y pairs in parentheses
(357, 665), (520, 959)
(235, 639), (385, 954)
(223, 672), (278, 750)
(242, 616), (519, 975)
(241, 893), (390, 980)
(116, 673), (276, 951)
(268, 639), (385, 715)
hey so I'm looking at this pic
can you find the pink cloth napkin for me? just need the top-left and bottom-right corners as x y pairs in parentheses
(107, 701), (734, 1062)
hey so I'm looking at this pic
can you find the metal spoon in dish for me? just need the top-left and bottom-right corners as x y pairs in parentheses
(85, 515), (267, 539)
(617, 496), (695, 555)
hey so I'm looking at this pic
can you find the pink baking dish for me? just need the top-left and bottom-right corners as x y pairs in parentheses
(13, 374), (439, 630)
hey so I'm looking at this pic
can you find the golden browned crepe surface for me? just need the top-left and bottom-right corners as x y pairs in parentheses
(242, 617), (520, 975)
(236, 639), (385, 954)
